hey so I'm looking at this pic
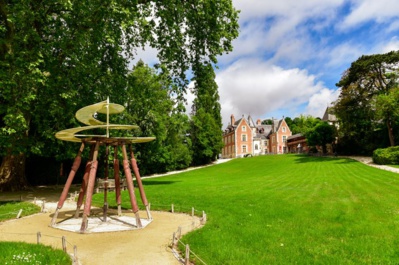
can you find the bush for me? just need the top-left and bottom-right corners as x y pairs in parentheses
(372, 146), (399, 165)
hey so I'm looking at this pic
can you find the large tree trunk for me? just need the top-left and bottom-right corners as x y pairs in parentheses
(387, 119), (395, 147)
(0, 153), (28, 191)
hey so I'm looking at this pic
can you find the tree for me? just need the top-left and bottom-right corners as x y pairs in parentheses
(122, 61), (192, 175)
(374, 88), (399, 147)
(289, 115), (321, 135)
(261, 119), (273, 125)
(190, 63), (223, 165)
(335, 51), (399, 149)
(0, 0), (239, 190)
(306, 122), (336, 154)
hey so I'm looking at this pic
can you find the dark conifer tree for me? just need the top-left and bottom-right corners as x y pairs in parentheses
(190, 63), (223, 165)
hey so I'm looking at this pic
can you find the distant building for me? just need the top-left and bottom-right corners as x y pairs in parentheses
(322, 107), (338, 127)
(222, 114), (292, 158)
(286, 134), (308, 153)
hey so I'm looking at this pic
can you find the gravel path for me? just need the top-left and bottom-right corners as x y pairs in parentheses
(343, 156), (399, 173)
(0, 187), (202, 265)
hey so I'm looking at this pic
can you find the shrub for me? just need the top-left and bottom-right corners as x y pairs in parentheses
(373, 146), (399, 165)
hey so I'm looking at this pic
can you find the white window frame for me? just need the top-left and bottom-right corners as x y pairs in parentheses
(242, 145), (247, 153)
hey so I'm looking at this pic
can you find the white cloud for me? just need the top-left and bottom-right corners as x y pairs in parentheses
(129, 45), (160, 69)
(215, 58), (331, 127)
(341, 0), (399, 29)
(306, 88), (341, 117)
(233, 0), (344, 22)
(381, 37), (399, 53)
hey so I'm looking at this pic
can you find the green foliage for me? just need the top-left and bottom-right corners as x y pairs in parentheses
(373, 146), (399, 165)
(0, 242), (70, 265)
(334, 51), (399, 152)
(306, 122), (336, 153)
(0, 0), (239, 188)
(261, 119), (273, 125)
(95, 155), (399, 264)
(122, 61), (192, 175)
(190, 63), (223, 165)
(289, 115), (321, 135)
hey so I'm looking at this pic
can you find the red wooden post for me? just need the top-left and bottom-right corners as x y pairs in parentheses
(51, 143), (85, 226)
(80, 141), (100, 233)
(122, 144), (142, 228)
(129, 145), (151, 220)
(114, 145), (122, 216)
(75, 145), (95, 218)
(103, 145), (109, 221)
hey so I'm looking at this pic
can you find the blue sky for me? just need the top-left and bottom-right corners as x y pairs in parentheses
(136, 0), (399, 128)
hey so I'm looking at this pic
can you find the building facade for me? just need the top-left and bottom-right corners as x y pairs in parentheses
(222, 114), (292, 158)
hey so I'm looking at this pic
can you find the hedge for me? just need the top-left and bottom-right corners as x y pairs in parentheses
(373, 146), (399, 165)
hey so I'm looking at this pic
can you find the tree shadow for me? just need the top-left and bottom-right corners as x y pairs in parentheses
(141, 180), (180, 186)
(293, 154), (358, 164)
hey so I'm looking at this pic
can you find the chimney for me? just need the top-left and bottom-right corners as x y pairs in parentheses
(272, 117), (275, 132)
(257, 119), (261, 125)
(231, 114), (235, 125)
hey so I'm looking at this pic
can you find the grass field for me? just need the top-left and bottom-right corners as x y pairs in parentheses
(0, 242), (71, 265)
(0, 202), (70, 264)
(0, 201), (40, 221)
(94, 154), (399, 264)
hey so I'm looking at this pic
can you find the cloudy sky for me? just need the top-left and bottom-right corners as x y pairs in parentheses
(137, 0), (399, 128)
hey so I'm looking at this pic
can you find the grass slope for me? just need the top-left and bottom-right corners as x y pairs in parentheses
(95, 155), (399, 264)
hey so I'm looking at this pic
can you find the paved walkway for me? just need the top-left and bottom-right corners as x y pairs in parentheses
(343, 156), (399, 174)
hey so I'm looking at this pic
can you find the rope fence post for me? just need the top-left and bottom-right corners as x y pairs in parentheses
(185, 244), (190, 265)
(37, 232), (41, 244)
(16, 209), (23, 219)
(172, 232), (176, 247)
(62, 236), (67, 252)
(73, 245), (78, 264)
(178, 226), (182, 239)
(41, 200), (46, 212)
(202, 211), (207, 225)
(191, 207), (194, 217)
(171, 204), (174, 213)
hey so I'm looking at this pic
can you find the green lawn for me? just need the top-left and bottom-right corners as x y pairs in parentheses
(0, 242), (71, 265)
(0, 201), (40, 221)
(0, 202), (70, 264)
(94, 154), (399, 264)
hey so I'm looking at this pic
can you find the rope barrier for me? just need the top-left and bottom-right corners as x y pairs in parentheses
(1, 231), (79, 264)
(167, 205), (208, 265)
(1, 201), (207, 264)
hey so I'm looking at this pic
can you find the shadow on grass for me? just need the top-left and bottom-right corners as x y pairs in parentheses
(293, 154), (358, 164)
(141, 180), (180, 186)
(0, 201), (20, 205)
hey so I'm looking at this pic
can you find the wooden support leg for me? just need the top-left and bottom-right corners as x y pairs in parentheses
(122, 144), (142, 228)
(129, 145), (152, 220)
(103, 145), (109, 222)
(51, 143), (85, 226)
(75, 145), (95, 218)
(80, 141), (100, 233)
(114, 146), (122, 216)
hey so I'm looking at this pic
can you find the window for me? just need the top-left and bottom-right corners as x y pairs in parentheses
(242, 134), (247, 142)
(255, 144), (259, 150)
(282, 127), (286, 132)
(283, 136), (287, 143)
(242, 145), (247, 153)
(264, 141), (267, 146)
(242, 126), (246, 132)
